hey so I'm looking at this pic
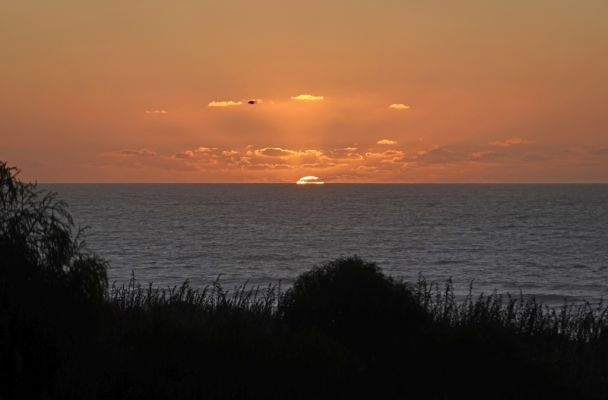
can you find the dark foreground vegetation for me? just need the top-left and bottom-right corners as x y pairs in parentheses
(2, 160), (608, 399)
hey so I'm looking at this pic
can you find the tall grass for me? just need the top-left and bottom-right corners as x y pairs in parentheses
(109, 272), (608, 343)
(95, 269), (608, 399)
(415, 277), (608, 341)
(109, 273), (280, 316)
(414, 276), (608, 399)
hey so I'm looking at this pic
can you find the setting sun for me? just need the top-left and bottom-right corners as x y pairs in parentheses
(296, 176), (325, 185)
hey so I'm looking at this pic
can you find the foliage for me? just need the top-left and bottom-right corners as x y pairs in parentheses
(0, 161), (108, 300)
(280, 256), (429, 336)
(0, 161), (108, 399)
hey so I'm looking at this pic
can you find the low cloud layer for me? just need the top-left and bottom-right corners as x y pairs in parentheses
(97, 137), (589, 182)
(208, 100), (243, 107)
(488, 138), (531, 147)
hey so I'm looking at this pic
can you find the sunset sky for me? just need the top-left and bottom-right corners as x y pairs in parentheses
(2, 0), (607, 182)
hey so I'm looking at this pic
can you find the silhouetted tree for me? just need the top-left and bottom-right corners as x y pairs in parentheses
(0, 160), (108, 399)
(0, 160), (108, 300)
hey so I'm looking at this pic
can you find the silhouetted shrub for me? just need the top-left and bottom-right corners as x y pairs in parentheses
(278, 256), (432, 395)
(280, 256), (429, 339)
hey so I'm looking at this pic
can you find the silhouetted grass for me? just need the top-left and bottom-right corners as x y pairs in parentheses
(414, 277), (608, 398)
(415, 277), (608, 340)
(3, 159), (608, 399)
(109, 274), (279, 315)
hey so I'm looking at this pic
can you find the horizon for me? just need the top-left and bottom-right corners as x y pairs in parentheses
(40, 181), (608, 185)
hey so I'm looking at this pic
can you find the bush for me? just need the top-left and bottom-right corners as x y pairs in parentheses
(280, 256), (429, 339)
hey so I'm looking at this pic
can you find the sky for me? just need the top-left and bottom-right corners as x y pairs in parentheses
(1, 0), (607, 183)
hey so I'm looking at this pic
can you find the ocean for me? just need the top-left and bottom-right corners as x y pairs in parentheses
(45, 184), (608, 305)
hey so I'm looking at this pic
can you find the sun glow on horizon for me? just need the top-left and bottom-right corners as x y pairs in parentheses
(296, 176), (325, 185)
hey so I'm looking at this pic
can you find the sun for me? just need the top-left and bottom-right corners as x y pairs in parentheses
(296, 176), (325, 185)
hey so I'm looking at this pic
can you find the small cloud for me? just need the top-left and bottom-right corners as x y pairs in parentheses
(388, 103), (411, 110)
(173, 147), (217, 160)
(145, 110), (168, 114)
(244, 163), (294, 171)
(255, 147), (296, 158)
(195, 146), (215, 152)
(488, 138), (530, 147)
(291, 94), (324, 101)
(365, 150), (404, 160)
(469, 150), (507, 161)
(208, 100), (243, 107)
(377, 139), (397, 145)
(174, 150), (195, 159)
(413, 147), (464, 165)
(323, 148), (362, 161)
(119, 149), (157, 157)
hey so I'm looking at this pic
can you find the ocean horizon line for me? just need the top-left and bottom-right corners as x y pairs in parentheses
(40, 181), (608, 185)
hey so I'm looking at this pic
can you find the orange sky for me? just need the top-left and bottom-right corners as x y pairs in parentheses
(2, 0), (607, 182)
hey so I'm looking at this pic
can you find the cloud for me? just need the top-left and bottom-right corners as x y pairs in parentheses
(145, 110), (168, 114)
(411, 147), (465, 165)
(364, 150), (405, 164)
(101, 137), (562, 181)
(99, 149), (197, 171)
(102, 144), (407, 178)
(469, 150), (507, 161)
(118, 149), (158, 157)
(208, 100), (243, 107)
(291, 94), (324, 101)
(388, 103), (411, 110)
(377, 139), (397, 145)
(302, 162), (339, 169)
(173, 147), (221, 165)
(488, 138), (530, 147)
(253, 148), (324, 164)
(408, 141), (543, 166)
(243, 163), (293, 170)
(322, 148), (362, 161)
(96, 136), (601, 182)
(254, 147), (296, 158)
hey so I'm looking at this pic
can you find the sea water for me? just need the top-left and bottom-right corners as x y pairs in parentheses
(46, 184), (608, 305)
